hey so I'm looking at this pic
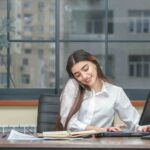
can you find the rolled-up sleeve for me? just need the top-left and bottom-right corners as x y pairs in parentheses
(60, 79), (79, 127)
(115, 88), (140, 131)
(60, 79), (88, 131)
(67, 111), (87, 131)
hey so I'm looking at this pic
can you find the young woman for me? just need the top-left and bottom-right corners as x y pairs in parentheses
(59, 49), (150, 132)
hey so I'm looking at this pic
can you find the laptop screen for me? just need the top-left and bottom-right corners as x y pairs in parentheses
(139, 91), (150, 125)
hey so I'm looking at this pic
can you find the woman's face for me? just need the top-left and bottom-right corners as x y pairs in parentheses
(71, 61), (99, 89)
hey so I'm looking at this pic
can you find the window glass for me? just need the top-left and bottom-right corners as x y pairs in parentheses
(108, 43), (150, 89)
(60, 0), (106, 40)
(0, 0), (150, 91)
(0, 47), (7, 88)
(9, 0), (55, 40)
(0, 0), (7, 51)
(0, 0), (7, 12)
(21, 74), (30, 84)
(129, 55), (150, 78)
(108, 0), (150, 40)
(59, 42), (106, 88)
(9, 43), (56, 88)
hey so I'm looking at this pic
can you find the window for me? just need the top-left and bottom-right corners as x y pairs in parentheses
(37, 25), (44, 33)
(128, 10), (150, 33)
(38, 1), (44, 12)
(0, 0), (149, 96)
(129, 55), (150, 77)
(21, 74), (30, 84)
(24, 49), (32, 54)
(38, 14), (44, 22)
(0, 54), (7, 65)
(22, 58), (28, 66)
(0, 73), (7, 85)
(86, 10), (113, 34)
(24, 26), (33, 32)
(70, 9), (113, 35)
(23, 1), (32, 9)
(38, 49), (44, 59)
(23, 14), (32, 24)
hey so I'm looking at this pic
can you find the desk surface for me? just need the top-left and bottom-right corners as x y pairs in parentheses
(0, 137), (150, 150)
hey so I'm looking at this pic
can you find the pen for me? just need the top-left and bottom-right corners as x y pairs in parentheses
(1, 134), (7, 139)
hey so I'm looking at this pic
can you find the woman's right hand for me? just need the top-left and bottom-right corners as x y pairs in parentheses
(85, 125), (123, 132)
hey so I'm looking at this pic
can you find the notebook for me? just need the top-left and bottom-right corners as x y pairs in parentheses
(95, 91), (150, 137)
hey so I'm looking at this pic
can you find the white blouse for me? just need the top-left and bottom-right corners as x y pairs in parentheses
(60, 79), (140, 131)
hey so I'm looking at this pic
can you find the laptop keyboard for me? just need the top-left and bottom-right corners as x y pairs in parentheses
(95, 131), (150, 137)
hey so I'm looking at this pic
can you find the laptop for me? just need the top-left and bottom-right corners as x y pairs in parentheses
(95, 91), (150, 137)
(139, 91), (150, 125)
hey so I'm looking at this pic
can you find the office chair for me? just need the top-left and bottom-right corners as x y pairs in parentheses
(36, 94), (60, 133)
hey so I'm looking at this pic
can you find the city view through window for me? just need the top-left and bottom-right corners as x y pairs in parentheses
(0, 0), (150, 94)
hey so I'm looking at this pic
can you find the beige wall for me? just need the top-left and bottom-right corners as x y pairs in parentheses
(0, 106), (144, 126)
(0, 106), (37, 125)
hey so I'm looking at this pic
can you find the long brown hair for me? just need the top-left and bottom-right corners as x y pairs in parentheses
(57, 49), (108, 130)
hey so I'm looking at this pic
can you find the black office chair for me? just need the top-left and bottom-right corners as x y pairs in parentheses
(36, 94), (60, 133)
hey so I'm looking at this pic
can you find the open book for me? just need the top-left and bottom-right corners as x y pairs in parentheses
(38, 130), (100, 138)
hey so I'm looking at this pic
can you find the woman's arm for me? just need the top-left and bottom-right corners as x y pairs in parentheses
(60, 79), (79, 127)
(115, 88), (140, 131)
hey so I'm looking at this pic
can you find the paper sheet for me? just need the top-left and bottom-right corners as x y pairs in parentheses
(7, 130), (83, 140)
(8, 130), (42, 140)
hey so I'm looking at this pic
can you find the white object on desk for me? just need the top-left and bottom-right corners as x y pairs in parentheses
(8, 130), (41, 141)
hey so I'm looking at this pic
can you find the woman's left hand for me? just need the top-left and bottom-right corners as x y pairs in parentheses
(107, 127), (122, 132)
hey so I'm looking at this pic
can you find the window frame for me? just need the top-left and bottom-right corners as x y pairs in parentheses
(0, 0), (149, 100)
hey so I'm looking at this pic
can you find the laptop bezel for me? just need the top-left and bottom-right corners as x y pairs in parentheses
(139, 91), (150, 125)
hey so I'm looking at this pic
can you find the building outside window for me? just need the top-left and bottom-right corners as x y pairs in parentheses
(0, 0), (149, 92)
(0, 54), (7, 66)
(21, 74), (30, 84)
(128, 10), (150, 33)
(23, 14), (32, 24)
(22, 58), (28, 66)
(129, 55), (150, 77)
(0, 73), (7, 85)
(24, 49), (32, 54)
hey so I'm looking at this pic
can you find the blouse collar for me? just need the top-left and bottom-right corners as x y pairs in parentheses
(84, 80), (110, 99)
(94, 81), (110, 96)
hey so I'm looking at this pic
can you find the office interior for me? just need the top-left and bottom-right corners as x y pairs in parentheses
(0, 0), (150, 133)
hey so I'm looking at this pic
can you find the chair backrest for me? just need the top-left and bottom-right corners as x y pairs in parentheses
(36, 94), (60, 133)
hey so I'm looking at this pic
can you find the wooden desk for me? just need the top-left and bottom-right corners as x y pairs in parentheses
(0, 137), (150, 150)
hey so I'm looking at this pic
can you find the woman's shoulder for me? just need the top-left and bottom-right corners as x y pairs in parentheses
(61, 79), (79, 100)
(105, 81), (123, 92)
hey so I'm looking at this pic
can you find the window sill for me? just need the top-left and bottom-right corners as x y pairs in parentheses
(0, 100), (145, 107)
(0, 100), (38, 106)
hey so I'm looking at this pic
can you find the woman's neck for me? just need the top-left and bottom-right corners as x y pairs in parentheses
(91, 78), (103, 93)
